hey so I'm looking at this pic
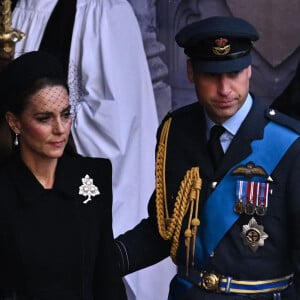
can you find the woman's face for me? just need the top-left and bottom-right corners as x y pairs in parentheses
(7, 85), (72, 162)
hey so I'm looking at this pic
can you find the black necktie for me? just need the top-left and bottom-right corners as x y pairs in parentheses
(208, 125), (225, 169)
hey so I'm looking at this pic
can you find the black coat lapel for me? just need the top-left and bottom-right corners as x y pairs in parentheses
(54, 154), (82, 201)
(171, 102), (213, 179)
(187, 105), (211, 175)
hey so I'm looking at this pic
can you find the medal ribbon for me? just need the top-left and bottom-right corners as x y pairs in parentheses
(236, 180), (247, 203)
(247, 181), (254, 204)
(253, 182), (260, 206)
(262, 182), (269, 207)
(194, 121), (299, 268)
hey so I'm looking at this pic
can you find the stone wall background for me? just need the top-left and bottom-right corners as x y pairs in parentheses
(129, 0), (300, 122)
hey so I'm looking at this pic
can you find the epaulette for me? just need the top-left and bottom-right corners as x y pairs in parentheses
(159, 102), (201, 126)
(158, 103), (201, 138)
(265, 108), (300, 134)
(160, 110), (172, 125)
(168, 102), (200, 118)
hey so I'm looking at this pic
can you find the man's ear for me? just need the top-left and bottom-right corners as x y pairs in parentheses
(187, 59), (195, 83)
(247, 65), (252, 79)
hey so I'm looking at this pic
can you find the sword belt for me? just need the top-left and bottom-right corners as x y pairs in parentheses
(178, 267), (293, 295)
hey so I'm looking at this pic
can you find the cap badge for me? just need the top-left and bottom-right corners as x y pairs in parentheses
(212, 38), (230, 56)
(79, 174), (100, 204)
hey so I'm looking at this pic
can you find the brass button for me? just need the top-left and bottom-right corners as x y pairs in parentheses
(211, 181), (218, 189)
(201, 272), (220, 292)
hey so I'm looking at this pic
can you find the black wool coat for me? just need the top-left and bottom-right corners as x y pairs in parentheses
(0, 153), (127, 300)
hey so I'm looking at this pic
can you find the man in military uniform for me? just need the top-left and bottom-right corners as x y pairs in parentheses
(116, 16), (300, 300)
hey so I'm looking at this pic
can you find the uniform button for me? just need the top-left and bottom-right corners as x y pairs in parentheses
(211, 182), (218, 189)
(269, 109), (276, 116)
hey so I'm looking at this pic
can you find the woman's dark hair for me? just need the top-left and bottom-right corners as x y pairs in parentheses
(0, 51), (77, 160)
(8, 77), (69, 117)
(0, 51), (67, 117)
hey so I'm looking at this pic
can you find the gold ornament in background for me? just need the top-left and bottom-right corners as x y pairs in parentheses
(0, 0), (26, 161)
(0, 0), (25, 69)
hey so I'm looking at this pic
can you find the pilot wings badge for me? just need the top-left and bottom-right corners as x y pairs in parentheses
(231, 162), (267, 179)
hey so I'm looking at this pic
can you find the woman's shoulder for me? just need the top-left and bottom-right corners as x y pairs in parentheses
(60, 153), (112, 178)
(63, 152), (111, 165)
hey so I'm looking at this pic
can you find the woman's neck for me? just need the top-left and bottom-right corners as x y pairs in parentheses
(21, 153), (58, 189)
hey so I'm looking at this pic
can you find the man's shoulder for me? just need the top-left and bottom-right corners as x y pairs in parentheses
(265, 108), (300, 134)
(161, 102), (203, 124)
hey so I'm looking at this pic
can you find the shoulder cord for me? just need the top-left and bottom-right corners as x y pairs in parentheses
(155, 117), (202, 273)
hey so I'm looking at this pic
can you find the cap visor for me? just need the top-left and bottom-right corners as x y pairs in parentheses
(192, 55), (251, 74)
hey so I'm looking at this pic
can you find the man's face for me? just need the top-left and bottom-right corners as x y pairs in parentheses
(187, 61), (252, 124)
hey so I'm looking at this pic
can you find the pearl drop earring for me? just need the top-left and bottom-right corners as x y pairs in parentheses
(14, 133), (19, 146)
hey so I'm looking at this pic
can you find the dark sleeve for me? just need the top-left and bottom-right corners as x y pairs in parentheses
(116, 191), (171, 275)
(286, 151), (300, 297)
(0, 177), (24, 297)
(115, 117), (172, 275)
(93, 160), (127, 300)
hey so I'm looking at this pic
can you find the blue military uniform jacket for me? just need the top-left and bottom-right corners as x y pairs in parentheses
(117, 98), (300, 299)
(0, 153), (127, 300)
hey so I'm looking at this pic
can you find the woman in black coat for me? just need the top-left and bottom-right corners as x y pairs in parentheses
(0, 51), (127, 300)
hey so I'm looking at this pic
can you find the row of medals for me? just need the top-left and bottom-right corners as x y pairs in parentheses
(234, 180), (269, 216)
(234, 199), (267, 216)
(234, 181), (269, 251)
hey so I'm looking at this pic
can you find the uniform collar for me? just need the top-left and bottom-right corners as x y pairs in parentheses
(223, 94), (253, 135)
(205, 93), (253, 137)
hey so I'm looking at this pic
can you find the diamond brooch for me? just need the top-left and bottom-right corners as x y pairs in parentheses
(79, 174), (100, 204)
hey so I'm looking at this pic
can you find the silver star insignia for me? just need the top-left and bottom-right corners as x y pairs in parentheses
(241, 217), (269, 252)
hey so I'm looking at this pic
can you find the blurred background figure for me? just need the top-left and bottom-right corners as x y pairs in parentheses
(0, 0), (24, 70)
(9, 0), (176, 299)
(155, 0), (300, 112)
(0, 0), (25, 163)
(271, 60), (300, 120)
